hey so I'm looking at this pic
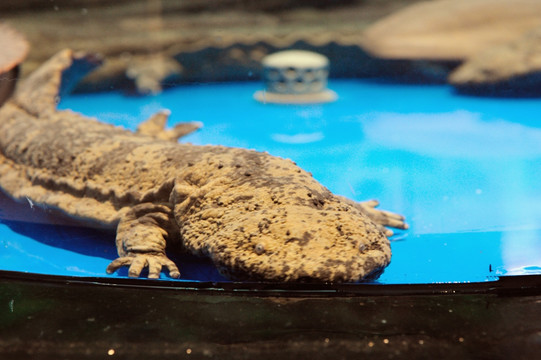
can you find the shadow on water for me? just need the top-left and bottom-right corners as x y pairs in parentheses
(0, 189), (116, 260)
(0, 190), (228, 281)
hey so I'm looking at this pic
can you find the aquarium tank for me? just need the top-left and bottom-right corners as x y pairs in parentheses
(1, 0), (541, 359)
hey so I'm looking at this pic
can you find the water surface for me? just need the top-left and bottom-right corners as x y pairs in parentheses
(2, 80), (541, 283)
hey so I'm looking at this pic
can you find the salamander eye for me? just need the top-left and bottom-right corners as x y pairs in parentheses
(254, 243), (265, 255)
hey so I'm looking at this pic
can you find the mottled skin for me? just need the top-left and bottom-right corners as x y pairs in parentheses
(0, 50), (407, 282)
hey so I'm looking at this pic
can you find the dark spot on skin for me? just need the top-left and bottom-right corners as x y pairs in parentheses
(369, 242), (385, 253)
(324, 259), (345, 267)
(333, 271), (346, 281)
(312, 197), (325, 208)
(258, 219), (271, 232)
(285, 231), (313, 246)
(314, 267), (332, 280)
(234, 195), (254, 202)
(216, 244), (227, 252)
(343, 259), (356, 269)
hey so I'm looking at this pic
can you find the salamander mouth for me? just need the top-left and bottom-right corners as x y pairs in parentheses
(213, 248), (390, 283)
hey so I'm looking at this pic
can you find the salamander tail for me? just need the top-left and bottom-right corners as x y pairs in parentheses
(12, 49), (102, 116)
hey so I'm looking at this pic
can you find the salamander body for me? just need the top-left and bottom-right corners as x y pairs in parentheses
(0, 50), (407, 282)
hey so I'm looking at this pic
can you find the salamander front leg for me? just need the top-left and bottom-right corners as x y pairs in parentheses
(357, 199), (408, 237)
(106, 203), (181, 279)
(337, 196), (408, 237)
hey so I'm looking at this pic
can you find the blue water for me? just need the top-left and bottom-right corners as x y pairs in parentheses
(2, 79), (541, 284)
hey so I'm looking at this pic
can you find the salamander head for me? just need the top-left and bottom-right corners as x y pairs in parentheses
(174, 150), (393, 283)
(182, 202), (391, 283)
